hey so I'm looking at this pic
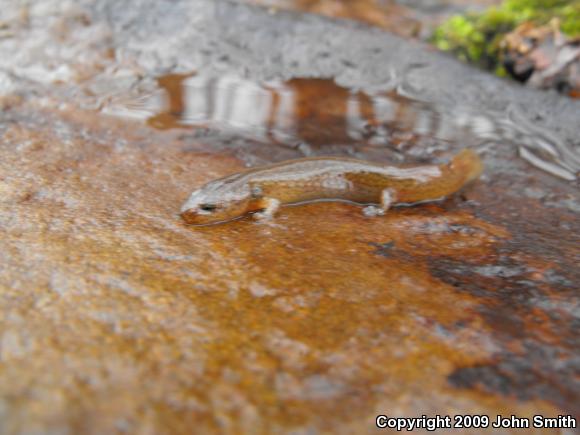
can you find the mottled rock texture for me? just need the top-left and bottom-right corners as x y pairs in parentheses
(0, 1), (578, 434)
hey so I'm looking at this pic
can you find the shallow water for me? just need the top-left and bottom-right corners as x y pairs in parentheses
(106, 71), (580, 180)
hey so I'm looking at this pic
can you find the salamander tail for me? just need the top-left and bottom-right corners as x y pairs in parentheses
(450, 149), (484, 184)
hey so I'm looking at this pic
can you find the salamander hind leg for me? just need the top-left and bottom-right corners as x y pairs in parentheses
(362, 188), (397, 217)
(253, 197), (281, 221)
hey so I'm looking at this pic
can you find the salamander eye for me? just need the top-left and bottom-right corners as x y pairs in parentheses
(199, 203), (218, 212)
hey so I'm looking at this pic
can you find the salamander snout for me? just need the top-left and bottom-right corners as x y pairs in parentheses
(180, 202), (220, 224)
(180, 181), (251, 225)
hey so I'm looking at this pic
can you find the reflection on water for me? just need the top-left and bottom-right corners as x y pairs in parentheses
(106, 72), (579, 180)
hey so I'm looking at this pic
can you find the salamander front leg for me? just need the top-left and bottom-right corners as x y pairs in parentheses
(363, 188), (397, 217)
(253, 197), (281, 220)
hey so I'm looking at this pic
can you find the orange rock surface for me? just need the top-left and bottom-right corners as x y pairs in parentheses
(0, 1), (578, 433)
(0, 101), (573, 434)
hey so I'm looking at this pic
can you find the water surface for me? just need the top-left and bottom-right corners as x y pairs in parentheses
(106, 71), (580, 180)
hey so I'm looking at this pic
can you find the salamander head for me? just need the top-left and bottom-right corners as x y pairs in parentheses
(180, 178), (251, 225)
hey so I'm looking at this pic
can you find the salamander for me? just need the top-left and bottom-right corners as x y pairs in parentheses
(180, 149), (483, 225)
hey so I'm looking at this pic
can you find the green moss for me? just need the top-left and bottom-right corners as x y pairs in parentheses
(433, 0), (580, 71)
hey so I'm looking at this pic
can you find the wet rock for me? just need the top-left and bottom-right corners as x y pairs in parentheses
(0, 0), (579, 433)
(247, 0), (502, 40)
